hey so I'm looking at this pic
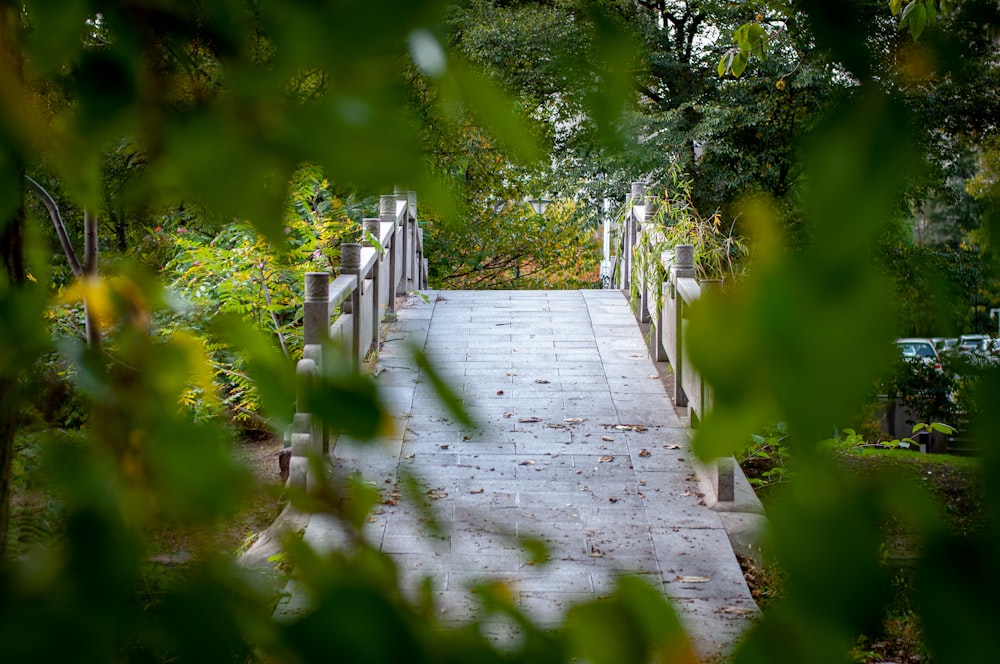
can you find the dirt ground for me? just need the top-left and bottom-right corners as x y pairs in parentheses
(146, 431), (287, 561)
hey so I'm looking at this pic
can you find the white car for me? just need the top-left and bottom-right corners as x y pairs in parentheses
(896, 338), (941, 370)
(958, 334), (990, 352)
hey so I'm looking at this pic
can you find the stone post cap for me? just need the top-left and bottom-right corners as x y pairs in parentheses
(675, 244), (695, 269)
(363, 218), (380, 245)
(341, 242), (362, 273)
(304, 272), (331, 301)
(630, 181), (647, 204)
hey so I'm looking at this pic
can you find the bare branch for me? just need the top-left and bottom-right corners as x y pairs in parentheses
(24, 176), (83, 277)
(257, 263), (290, 360)
(83, 209), (98, 275)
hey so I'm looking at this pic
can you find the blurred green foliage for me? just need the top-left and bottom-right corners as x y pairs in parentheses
(1, 1), (999, 663)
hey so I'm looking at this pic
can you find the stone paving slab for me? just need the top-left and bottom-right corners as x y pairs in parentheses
(284, 290), (757, 661)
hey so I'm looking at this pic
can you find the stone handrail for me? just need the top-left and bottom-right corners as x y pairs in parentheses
(611, 183), (733, 502)
(288, 189), (427, 491)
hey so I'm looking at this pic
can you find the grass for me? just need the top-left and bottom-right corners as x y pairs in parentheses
(7, 427), (286, 561)
(740, 446), (986, 663)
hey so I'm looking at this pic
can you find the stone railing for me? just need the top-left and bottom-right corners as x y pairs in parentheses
(288, 189), (426, 491)
(611, 182), (733, 502)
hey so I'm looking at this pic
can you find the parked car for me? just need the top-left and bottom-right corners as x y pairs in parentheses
(896, 338), (942, 369)
(958, 334), (990, 352)
(932, 337), (958, 354)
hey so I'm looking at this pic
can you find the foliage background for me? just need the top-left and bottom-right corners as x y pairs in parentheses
(0, 1), (999, 663)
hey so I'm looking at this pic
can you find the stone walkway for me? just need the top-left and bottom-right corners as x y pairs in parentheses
(288, 290), (757, 659)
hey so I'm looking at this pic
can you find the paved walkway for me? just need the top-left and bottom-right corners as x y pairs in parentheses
(287, 290), (757, 659)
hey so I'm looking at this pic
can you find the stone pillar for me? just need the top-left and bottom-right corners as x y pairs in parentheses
(630, 181), (647, 204)
(407, 190), (417, 222)
(363, 218), (382, 338)
(639, 196), (661, 325)
(290, 358), (318, 491)
(715, 457), (735, 502)
(302, 343), (327, 456)
(673, 244), (696, 408)
(395, 187), (411, 286)
(626, 182), (646, 291)
(341, 243), (362, 367)
(674, 244), (696, 279)
(645, 197), (660, 223)
(381, 194), (400, 311)
(303, 272), (330, 347)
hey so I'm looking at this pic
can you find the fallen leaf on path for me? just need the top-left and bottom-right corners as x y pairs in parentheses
(638, 449), (651, 458)
(519, 417), (543, 423)
(676, 576), (711, 583)
(439, 444), (449, 450)
(609, 497), (618, 503)
(721, 606), (755, 615)
(427, 489), (448, 500)
(520, 460), (536, 466)
(665, 444), (681, 450)
(647, 374), (658, 379)
(599, 455), (614, 463)
(496, 390), (504, 395)
(682, 490), (691, 497)
(503, 412), (513, 418)
(534, 379), (550, 384)
(469, 488), (485, 494)
(564, 418), (584, 424)
(404, 453), (415, 459)
(601, 435), (614, 442)
(613, 424), (648, 432)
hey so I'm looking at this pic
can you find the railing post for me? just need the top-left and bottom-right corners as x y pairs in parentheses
(639, 197), (660, 324)
(627, 181), (646, 292)
(341, 242), (363, 368)
(408, 191), (424, 289)
(673, 243), (695, 408)
(303, 272), (330, 347)
(395, 187), (411, 288)
(291, 358), (318, 491)
(302, 343), (327, 456)
(363, 218), (382, 344)
(380, 194), (399, 313)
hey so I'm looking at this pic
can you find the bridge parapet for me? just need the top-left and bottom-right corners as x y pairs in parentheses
(612, 188), (733, 502)
(288, 191), (427, 491)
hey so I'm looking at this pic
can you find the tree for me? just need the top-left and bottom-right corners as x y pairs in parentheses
(3, 1), (1000, 662)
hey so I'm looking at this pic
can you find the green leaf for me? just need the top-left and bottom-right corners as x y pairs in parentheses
(409, 343), (476, 430)
(929, 422), (955, 434)
(731, 51), (748, 78)
(909, 2), (928, 40)
(306, 371), (391, 441)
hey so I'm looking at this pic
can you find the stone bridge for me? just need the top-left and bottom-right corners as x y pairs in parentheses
(266, 190), (765, 660)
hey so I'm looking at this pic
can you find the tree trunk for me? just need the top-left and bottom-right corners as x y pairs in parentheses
(83, 210), (101, 352)
(0, 197), (26, 558)
(0, 0), (26, 560)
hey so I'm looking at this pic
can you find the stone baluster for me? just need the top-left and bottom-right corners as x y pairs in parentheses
(341, 243), (362, 367)
(380, 194), (399, 311)
(673, 244), (695, 408)
(363, 218), (382, 344)
(394, 187), (411, 287)
(303, 272), (330, 347)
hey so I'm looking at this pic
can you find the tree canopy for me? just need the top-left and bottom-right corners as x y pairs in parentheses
(2, 1), (1000, 663)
